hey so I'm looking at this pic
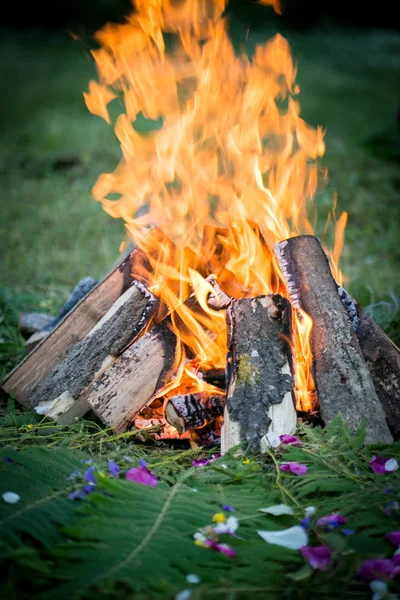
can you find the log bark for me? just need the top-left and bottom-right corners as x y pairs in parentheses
(274, 235), (393, 444)
(221, 294), (296, 452)
(355, 306), (400, 440)
(27, 280), (158, 420)
(1, 250), (143, 405)
(165, 392), (225, 432)
(80, 324), (177, 432)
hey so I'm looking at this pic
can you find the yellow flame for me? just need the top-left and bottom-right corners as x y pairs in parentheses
(85, 0), (347, 408)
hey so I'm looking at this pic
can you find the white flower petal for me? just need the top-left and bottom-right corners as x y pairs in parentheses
(191, 488), (198, 492)
(186, 574), (200, 584)
(258, 504), (294, 516)
(370, 580), (388, 600)
(385, 459), (398, 472)
(214, 515), (239, 534)
(304, 506), (316, 517)
(2, 492), (20, 504)
(175, 590), (192, 600)
(193, 532), (206, 542)
(257, 526), (308, 550)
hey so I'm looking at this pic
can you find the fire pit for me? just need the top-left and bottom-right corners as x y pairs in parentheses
(2, 0), (399, 450)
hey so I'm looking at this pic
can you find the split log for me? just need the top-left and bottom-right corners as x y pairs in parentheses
(28, 280), (158, 420)
(1, 250), (143, 405)
(274, 235), (393, 444)
(221, 294), (296, 453)
(165, 392), (225, 433)
(80, 324), (177, 432)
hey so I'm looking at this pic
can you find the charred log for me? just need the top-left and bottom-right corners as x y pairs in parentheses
(222, 294), (296, 452)
(165, 392), (224, 432)
(274, 235), (393, 444)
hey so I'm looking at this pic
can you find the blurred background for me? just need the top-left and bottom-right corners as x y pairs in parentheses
(1, 0), (399, 375)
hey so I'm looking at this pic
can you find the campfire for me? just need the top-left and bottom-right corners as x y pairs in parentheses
(2, 0), (399, 449)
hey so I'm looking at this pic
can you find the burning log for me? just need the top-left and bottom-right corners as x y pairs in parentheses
(274, 235), (393, 444)
(1, 250), (142, 405)
(221, 294), (296, 452)
(80, 324), (177, 432)
(165, 392), (225, 433)
(28, 281), (158, 420)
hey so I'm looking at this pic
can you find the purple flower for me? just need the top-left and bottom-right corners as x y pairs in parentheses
(358, 559), (396, 582)
(384, 501), (400, 516)
(139, 458), (147, 467)
(81, 459), (93, 465)
(82, 485), (96, 495)
(3, 457), (14, 463)
(279, 434), (303, 447)
(84, 466), (96, 485)
(205, 539), (236, 557)
(387, 532), (400, 547)
(66, 469), (80, 481)
(316, 513), (347, 529)
(300, 517), (312, 530)
(222, 504), (235, 512)
(342, 529), (355, 536)
(68, 490), (84, 500)
(192, 453), (221, 468)
(108, 460), (120, 477)
(370, 456), (399, 474)
(280, 462), (308, 476)
(126, 465), (158, 487)
(301, 545), (332, 570)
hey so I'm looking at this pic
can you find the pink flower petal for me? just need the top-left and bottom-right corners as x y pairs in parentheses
(205, 539), (236, 557)
(301, 545), (332, 570)
(370, 456), (399, 474)
(279, 434), (303, 447)
(358, 559), (395, 582)
(316, 512), (347, 528)
(126, 465), (158, 487)
(280, 462), (308, 476)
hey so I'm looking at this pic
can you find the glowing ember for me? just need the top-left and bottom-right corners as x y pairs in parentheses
(84, 0), (347, 410)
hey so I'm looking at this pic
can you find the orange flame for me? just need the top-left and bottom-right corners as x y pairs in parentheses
(84, 0), (347, 410)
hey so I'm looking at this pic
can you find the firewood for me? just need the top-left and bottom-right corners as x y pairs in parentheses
(221, 294), (296, 453)
(80, 324), (177, 432)
(1, 250), (143, 405)
(27, 281), (158, 421)
(274, 235), (393, 444)
(165, 392), (225, 432)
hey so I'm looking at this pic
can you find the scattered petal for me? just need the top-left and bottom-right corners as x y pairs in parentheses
(316, 512), (347, 528)
(139, 458), (147, 467)
(304, 506), (316, 517)
(222, 504), (235, 512)
(66, 469), (80, 481)
(126, 465), (158, 487)
(214, 516), (239, 535)
(258, 526), (308, 550)
(82, 484), (96, 495)
(69, 490), (84, 500)
(300, 517), (312, 530)
(242, 459), (251, 465)
(342, 528), (355, 536)
(258, 504), (294, 516)
(384, 501), (400, 516)
(123, 455), (134, 463)
(108, 460), (120, 477)
(191, 488), (198, 493)
(2, 492), (20, 504)
(84, 466), (96, 485)
(212, 513), (226, 524)
(205, 539), (236, 557)
(387, 532), (400, 547)
(175, 589), (192, 600)
(220, 464), (228, 470)
(3, 457), (14, 463)
(279, 434), (303, 447)
(192, 454), (221, 468)
(280, 462), (308, 476)
(186, 574), (200, 584)
(370, 456), (399, 474)
(358, 559), (395, 582)
(370, 581), (388, 600)
(301, 545), (332, 570)
(81, 459), (93, 465)
(193, 532), (207, 544)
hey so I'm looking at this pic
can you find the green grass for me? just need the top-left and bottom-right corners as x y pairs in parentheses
(0, 24), (399, 370)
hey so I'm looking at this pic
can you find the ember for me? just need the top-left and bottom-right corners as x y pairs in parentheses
(2, 0), (399, 450)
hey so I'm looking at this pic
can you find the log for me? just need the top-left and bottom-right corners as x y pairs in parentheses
(274, 235), (393, 444)
(18, 312), (54, 337)
(27, 281), (158, 419)
(221, 294), (296, 453)
(80, 324), (177, 432)
(1, 250), (142, 405)
(165, 392), (225, 432)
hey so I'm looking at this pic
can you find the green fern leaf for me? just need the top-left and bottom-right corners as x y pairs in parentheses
(0, 447), (84, 547)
